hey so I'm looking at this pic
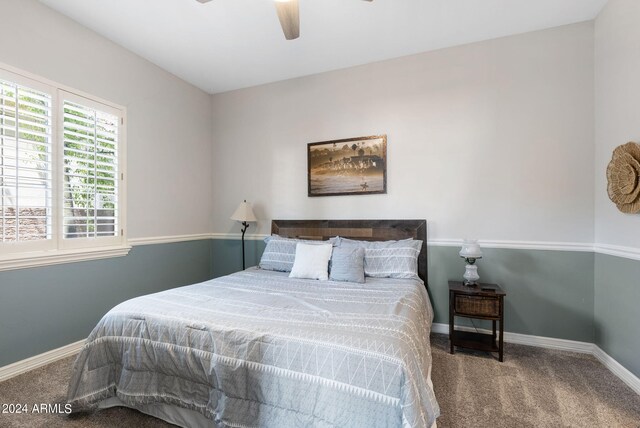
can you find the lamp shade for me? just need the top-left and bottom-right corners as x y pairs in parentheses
(230, 200), (257, 223)
(459, 239), (483, 259)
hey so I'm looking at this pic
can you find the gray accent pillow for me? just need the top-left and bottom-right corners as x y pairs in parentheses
(259, 235), (338, 273)
(329, 246), (365, 283)
(337, 237), (422, 280)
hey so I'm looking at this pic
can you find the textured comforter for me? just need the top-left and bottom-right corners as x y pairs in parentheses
(67, 268), (440, 427)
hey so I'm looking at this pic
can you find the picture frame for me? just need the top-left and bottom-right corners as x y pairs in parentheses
(307, 135), (387, 197)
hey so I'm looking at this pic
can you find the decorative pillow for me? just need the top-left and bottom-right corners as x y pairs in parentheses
(329, 246), (365, 283)
(259, 235), (337, 272)
(289, 243), (333, 281)
(338, 237), (422, 280)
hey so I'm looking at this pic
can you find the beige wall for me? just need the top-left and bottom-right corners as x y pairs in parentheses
(593, 0), (640, 380)
(1, 0), (600, 245)
(0, 0), (214, 239)
(594, 0), (640, 250)
(211, 22), (595, 243)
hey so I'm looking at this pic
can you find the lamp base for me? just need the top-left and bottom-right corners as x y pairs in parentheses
(240, 221), (249, 271)
(463, 264), (480, 286)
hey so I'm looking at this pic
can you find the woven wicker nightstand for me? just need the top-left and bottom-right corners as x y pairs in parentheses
(449, 280), (506, 361)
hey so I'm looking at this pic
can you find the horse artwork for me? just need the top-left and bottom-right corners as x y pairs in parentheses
(307, 135), (387, 197)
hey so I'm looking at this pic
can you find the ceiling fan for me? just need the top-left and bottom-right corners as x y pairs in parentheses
(196, 0), (373, 40)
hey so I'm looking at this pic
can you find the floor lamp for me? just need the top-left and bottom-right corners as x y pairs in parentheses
(230, 200), (257, 270)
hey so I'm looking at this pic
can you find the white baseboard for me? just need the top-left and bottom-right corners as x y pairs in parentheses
(2, 330), (638, 397)
(432, 323), (640, 395)
(592, 345), (640, 395)
(0, 340), (85, 383)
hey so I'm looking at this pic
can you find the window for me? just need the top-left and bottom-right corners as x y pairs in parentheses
(0, 65), (127, 269)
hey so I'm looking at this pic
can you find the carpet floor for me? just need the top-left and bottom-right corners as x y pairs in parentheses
(0, 333), (638, 427)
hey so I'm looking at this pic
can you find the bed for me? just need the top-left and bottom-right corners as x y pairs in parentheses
(67, 219), (440, 427)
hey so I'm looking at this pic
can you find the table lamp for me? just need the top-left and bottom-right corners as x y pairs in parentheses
(230, 200), (257, 270)
(459, 239), (483, 286)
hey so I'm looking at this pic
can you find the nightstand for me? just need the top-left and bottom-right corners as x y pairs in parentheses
(449, 280), (506, 362)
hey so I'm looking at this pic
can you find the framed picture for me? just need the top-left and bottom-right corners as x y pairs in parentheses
(308, 135), (387, 197)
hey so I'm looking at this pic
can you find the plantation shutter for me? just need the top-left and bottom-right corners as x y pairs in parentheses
(0, 78), (53, 243)
(62, 96), (120, 240)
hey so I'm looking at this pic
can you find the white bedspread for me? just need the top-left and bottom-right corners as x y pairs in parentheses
(67, 268), (440, 427)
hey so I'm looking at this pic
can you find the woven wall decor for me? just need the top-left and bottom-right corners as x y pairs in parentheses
(607, 142), (640, 213)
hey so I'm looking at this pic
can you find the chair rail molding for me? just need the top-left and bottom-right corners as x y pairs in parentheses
(121, 234), (640, 261)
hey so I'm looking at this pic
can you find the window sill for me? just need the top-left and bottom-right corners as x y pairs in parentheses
(0, 245), (132, 272)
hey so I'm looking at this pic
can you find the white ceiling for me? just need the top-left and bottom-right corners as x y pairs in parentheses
(38, 0), (608, 94)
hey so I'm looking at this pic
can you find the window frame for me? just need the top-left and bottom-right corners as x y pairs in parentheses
(0, 63), (129, 271)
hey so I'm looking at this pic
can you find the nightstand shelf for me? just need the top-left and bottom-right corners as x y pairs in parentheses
(452, 331), (500, 352)
(449, 280), (506, 361)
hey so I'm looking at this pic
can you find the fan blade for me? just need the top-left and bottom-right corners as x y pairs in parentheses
(274, 0), (300, 40)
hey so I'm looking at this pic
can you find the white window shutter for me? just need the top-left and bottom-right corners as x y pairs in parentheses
(62, 97), (120, 241)
(0, 79), (53, 243)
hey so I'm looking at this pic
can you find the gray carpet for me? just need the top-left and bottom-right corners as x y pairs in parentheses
(0, 334), (638, 427)
(430, 335), (640, 427)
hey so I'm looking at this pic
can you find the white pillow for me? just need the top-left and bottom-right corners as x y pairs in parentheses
(289, 243), (333, 281)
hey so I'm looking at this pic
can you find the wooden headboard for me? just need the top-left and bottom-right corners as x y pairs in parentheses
(271, 219), (428, 283)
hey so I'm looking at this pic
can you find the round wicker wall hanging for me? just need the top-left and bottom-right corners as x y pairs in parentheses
(607, 142), (640, 213)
